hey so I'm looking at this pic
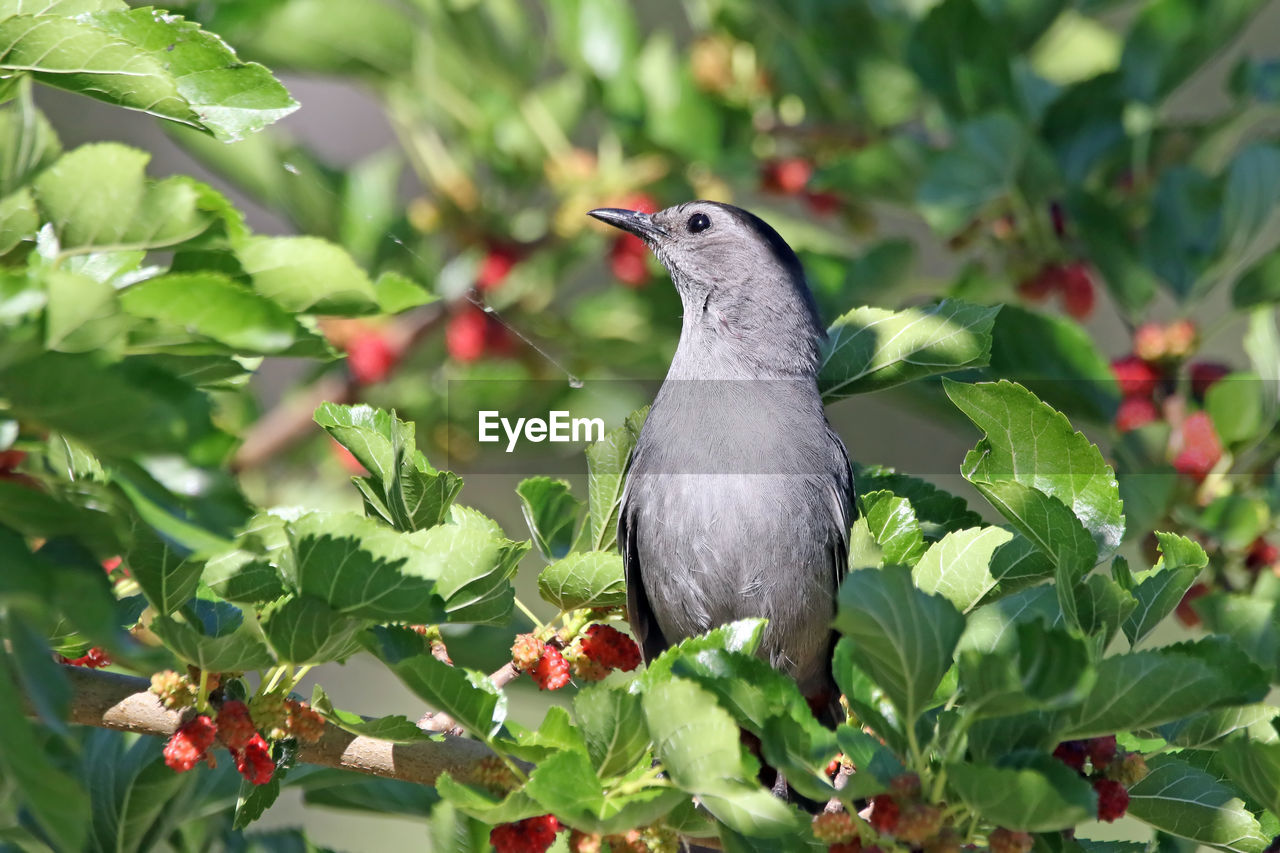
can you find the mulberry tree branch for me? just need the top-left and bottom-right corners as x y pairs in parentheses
(46, 666), (497, 787)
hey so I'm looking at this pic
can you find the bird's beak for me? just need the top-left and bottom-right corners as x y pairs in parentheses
(587, 208), (667, 241)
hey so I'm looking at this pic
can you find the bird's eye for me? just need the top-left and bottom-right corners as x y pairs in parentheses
(686, 212), (711, 234)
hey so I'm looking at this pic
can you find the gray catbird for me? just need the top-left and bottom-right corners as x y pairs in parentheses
(588, 201), (853, 729)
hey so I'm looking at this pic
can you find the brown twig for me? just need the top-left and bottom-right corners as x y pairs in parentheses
(49, 666), (495, 787)
(232, 304), (446, 472)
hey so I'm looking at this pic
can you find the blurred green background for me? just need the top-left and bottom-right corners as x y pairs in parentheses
(21, 0), (1280, 847)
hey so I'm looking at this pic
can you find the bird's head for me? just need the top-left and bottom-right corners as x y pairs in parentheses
(588, 201), (826, 376)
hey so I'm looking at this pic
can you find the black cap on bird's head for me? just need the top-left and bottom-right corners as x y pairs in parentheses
(589, 201), (825, 375)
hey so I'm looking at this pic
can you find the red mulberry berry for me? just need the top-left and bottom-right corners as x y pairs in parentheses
(164, 714), (217, 773)
(1176, 582), (1210, 627)
(580, 624), (642, 672)
(1172, 412), (1222, 481)
(868, 794), (899, 832)
(59, 647), (111, 668)
(812, 810), (856, 844)
(1094, 777), (1130, 822)
(285, 699), (326, 744)
(894, 803), (943, 843)
(568, 829), (602, 853)
(1059, 263), (1096, 320)
(345, 332), (399, 385)
(216, 700), (257, 751)
(1190, 361), (1230, 399)
(1246, 538), (1279, 573)
(1164, 319), (1197, 358)
(1134, 323), (1167, 362)
(1115, 396), (1160, 432)
(889, 771), (921, 799)
(610, 234), (650, 286)
(1086, 735), (1118, 769)
(1108, 752), (1150, 786)
(490, 814), (560, 853)
(1111, 355), (1161, 397)
(760, 157), (813, 196)
(511, 634), (546, 671)
(477, 244), (520, 292)
(234, 734), (275, 786)
(530, 647), (571, 690)
(989, 828), (1033, 853)
(1053, 740), (1088, 773)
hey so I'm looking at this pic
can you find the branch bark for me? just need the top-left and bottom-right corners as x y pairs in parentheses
(52, 666), (496, 787)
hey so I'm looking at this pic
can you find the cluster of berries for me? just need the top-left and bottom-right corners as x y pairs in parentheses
(1110, 320), (1230, 479)
(569, 826), (679, 853)
(1017, 261), (1096, 320)
(150, 669), (325, 785)
(760, 157), (842, 216)
(511, 624), (642, 691)
(828, 773), (952, 850)
(1051, 734), (1147, 822)
(58, 647), (112, 668)
(489, 815), (560, 853)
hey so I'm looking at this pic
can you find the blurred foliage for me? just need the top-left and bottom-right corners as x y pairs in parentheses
(1, 0), (1280, 851)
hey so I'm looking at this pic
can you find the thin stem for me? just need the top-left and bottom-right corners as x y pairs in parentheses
(287, 665), (315, 693)
(513, 596), (544, 632)
(261, 665), (289, 696)
(196, 668), (210, 713)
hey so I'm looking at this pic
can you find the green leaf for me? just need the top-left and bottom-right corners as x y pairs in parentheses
(966, 477), (1097, 582)
(1127, 754), (1270, 852)
(238, 235), (378, 315)
(907, 0), (1018, 119)
(858, 490), (927, 566)
(150, 600), (275, 672)
(850, 464), (984, 536)
(1207, 373), (1268, 446)
(366, 633), (505, 739)
(574, 681), (650, 779)
(834, 566), (966, 723)
(301, 772), (438, 817)
(203, 513), (291, 605)
(0, 7), (296, 139)
(537, 550), (625, 612)
(641, 677), (803, 837)
(947, 759), (1096, 831)
(1234, 251), (1280, 308)
(309, 684), (430, 743)
(260, 594), (367, 665)
(946, 378), (1124, 560)
(517, 476), (581, 561)
(1069, 191), (1158, 316)
(523, 749), (686, 835)
(1120, 0), (1271, 103)
(1195, 594), (1280, 677)
(585, 408), (645, 551)
(0, 650), (88, 850)
(234, 774), (281, 831)
(373, 270), (435, 314)
(0, 351), (221, 457)
(123, 514), (203, 616)
(987, 305), (1121, 424)
(314, 403), (463, 532)
(958, 619), (1094, 718)
(286, 511), (450, 624)
(1123, 532), (1208, 645)
(1056, 639), (1269, 738)
(1073, 573), (1137, 647)
(120, 273), (320, 356)
(80, 729), (187, 853)
(640, 619), (767, 685)
(436, 774), (543, 825)
(820, 300), (999, 399)
(1, 611), (69, 734)
(1156, 705), (1280, 749)
(913, 525), (1015, 611)
(31, 143), (212, 254)
(1220, 737), (1280, 817)
(0, 89), (61, 195)
(916, 113), (1027, 233)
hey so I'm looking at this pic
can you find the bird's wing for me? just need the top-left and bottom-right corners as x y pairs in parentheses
(826, 425), (855, 590)
(618, 452), (668, 662)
